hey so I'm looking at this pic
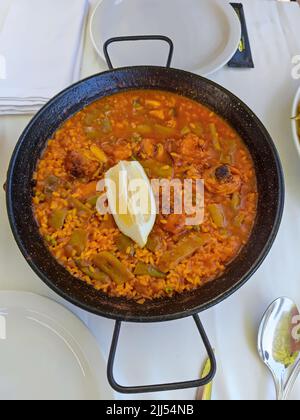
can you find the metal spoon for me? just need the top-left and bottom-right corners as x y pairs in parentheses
(258, 297), (300, 400)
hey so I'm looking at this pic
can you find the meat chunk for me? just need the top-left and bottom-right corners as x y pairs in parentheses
(64, 151), (99, 180)
(101, 139), (132, 162)
(162, 214), (186, 235)
(181, 133), (205, 160)
(204, 165), (241, 195)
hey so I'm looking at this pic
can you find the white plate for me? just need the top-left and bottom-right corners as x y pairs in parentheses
(292, 86), (300, 159)
(90, 0), (241, 75)
(0, 292), (113, 400)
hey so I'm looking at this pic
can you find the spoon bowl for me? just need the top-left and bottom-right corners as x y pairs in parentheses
(258, 297), (300, 400)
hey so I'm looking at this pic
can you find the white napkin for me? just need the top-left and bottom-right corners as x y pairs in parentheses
(0, 0), (89, 115)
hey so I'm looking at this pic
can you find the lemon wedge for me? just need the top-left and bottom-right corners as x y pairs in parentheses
(105, 161), (157, 248)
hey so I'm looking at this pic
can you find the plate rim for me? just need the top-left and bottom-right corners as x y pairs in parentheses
(0, 291), (114, 400)
(90, 0), (242, 75)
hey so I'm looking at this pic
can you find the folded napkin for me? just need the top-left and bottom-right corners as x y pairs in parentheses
(0, 0), (89, 115)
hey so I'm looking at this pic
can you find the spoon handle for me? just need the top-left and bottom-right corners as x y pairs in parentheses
(272, 372), (285, 401)
(283, 360), (300, 400)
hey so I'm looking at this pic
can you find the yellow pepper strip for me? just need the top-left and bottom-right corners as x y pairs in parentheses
(90, 145), (108, 163)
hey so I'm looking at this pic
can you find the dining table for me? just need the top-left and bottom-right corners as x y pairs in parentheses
(1, 0), (300, 400)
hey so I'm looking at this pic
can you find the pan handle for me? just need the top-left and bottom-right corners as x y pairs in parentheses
(107, 314), (216, 394)
(103, 35), (174, 70)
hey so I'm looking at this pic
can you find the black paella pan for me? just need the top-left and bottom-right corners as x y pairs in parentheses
(6, 37), (284, 394)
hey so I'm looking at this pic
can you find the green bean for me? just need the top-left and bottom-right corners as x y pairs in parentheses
(159, 234), (210, 273)
(93, 252), (134, 284)
(134, 262), (166, 278)
(69, 197), (93, 217)
(191, 122), (204, 137)
(208, 204), (225, 228)
(140, 159), (173, 178)
(154, 124), (176, 137)
(136, 124), (153, 135)
(115, 234), (135, 256)
(209, 123), (222, 152)
(231, 192), (241, 210)
(76, 260), (109, 283)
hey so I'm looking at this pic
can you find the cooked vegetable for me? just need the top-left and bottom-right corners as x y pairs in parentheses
(76, 260), (110, 283)
(90, 145), (108, 163)
(154, 124), (176, 137)
(181, 126), (191, 136)
(69, 197), (93, 217)
(231, 192), (241, 210)
(101, 117), (112, 133)
(44, 175), (60, 194)
(115, 234), (135, 256)
(133, 98), (143, 110)
(220, 152), (233, 165)
(86, 195), (99, 207)
(208, 204), (225, 228)
(50, 208), (68, 230)
(159, 234), (210, 272)
(131, 132), (142, 143)
(140, 159), (173, 178)
(45, 235), (57, 247)
(234, 213), (245, 227)
(85, 127), (100, 139)
(134, 262), (166, 278)
(136, 124), (152, 135)
(68, 229), (88, 255)
(84, 110), (99, 125)
(209, 123), (222, 152)
(93, 252), (134, 284)
(191, 122), (204, 137)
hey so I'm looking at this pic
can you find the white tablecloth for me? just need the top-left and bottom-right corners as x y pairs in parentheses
(1, 0), (300, 400)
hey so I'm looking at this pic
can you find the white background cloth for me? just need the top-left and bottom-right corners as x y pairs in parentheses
(0, 0), (88, 114)
(1, 0), (300, 400)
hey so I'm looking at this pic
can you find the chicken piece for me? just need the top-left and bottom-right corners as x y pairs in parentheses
(64, 151), (99, 180)
(204, 165), (241, 195)
(181, 133), (205, 158)
(140, 139), (173, 165)
(102, 139), (132, 162)
(162, 214), (186, 235)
